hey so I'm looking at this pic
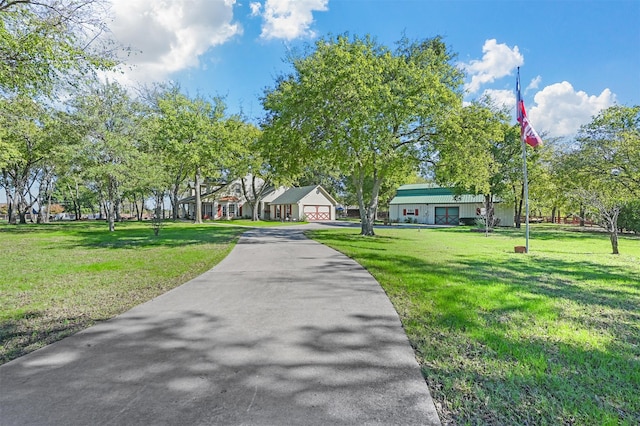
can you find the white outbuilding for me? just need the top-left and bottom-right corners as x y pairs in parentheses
(267, 185), (337, 222)
(389, 184), (514, 227)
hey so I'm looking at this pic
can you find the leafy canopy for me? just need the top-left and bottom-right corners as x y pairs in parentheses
(262, 33), (463, 234)
(0, 0), (117, 96)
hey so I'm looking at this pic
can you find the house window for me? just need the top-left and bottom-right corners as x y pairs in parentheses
(229, 204), (236, 215)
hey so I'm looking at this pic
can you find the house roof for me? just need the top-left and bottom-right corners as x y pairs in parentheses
(178, 190), (222, 204)
(390, 184), (500, 205)
(218, 196), (239, 202)
(390, 194), (487, 205)
(270, 185), (337, 205)
(178, 183), (228, 204)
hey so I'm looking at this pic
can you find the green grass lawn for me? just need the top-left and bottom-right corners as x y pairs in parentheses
(307, 225), (640, 425)
(0, 221), (246, 364)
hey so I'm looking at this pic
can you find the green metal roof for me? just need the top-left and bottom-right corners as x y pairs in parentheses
(396, 183), (442, 190)
(390, 184), (504, 204)
(396, 186), (454, 197)
(390, 194), (487, 205)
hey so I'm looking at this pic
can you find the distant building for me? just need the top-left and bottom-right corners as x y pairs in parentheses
(178, 179), (337, 222)
(389, 184), (514, 227)
(267, 185), (337, 221)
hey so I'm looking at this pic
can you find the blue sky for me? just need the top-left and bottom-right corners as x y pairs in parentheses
(106, 0), (640, 139)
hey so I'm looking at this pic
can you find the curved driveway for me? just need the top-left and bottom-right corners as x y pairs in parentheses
(0, 224), (440, 425)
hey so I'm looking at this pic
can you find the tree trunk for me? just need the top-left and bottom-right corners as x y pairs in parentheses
(252, 201), (260, 221)
(241, 175), (271, 222)
(551, 206), (556, 224)
(240, 176), (257, 221)
(354, 171), (382, 237)
(6, 190), (16, 224)
(37, 168), (54, 224)
(15, 181), (28, 224)
(66, 182), (78, 220)
(107, 178), (116, 232)
(610, 229), (619, 254)
(194, 167), (203, 224)
(3, 171), (20, 224)
(8, 201), (16, 224)
(115, 197), (122, 222)
(484, 194), (495, 235)
(608, 207), (621, 254)
(171, 166), (187, 220)
(134, 195), (141, 221)
(251, 176), (262, 221)
(171, 185), (179, 220)
(46, 191), (53, 223)
(579, 205), (586, 227)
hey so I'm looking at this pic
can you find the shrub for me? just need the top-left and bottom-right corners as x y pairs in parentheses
(459, 217), (476, 226)
(618, 200), (640, 233)
(150, 209), (164, 236)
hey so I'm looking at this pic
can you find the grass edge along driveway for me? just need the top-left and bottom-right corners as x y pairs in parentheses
(307, 225), (639, 426)
(0, 221), (246, 365)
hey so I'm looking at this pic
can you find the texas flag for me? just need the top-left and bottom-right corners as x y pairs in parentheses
(516, 72), (543, 148)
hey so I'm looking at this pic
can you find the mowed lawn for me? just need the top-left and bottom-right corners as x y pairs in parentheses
(0, 221), (246, 364)
(307, 225), (640, 425)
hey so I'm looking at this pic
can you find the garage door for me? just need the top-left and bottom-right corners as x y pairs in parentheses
(303, 205), (331, 221)
(435, 206), (459, 225)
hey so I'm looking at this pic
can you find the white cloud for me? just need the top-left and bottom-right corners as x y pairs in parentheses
(528, 82), (616, 137)
(250, 2), (262, 16)
(106, 0), (241, 83)
(257, 0), (328, 40)
(481, 89), (516, 112)
(526, 75), (542, 93)
(462, 39), (523, 94)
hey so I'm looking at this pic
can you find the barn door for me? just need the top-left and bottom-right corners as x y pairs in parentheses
(435, 207), (459, 225)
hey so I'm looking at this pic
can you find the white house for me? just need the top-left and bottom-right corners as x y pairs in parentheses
(243, 185), (287, 220)
(179, 181), (244, 220)
(389, 184), (514, 227)
(179, 180), (337, 222)
(267, 185), (337, 221)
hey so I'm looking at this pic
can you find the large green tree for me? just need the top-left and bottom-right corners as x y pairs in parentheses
(0, 0), (116, 96)
(71, 81), (142, 231)
(1, 0), (117, 189)
(155, 88), (236, 223)
(434, 99), (513, 230)
(226, 121), (275, 221)
(561, 105), (640, 254)
(262, 34), (463, 235)
(0, 95), (56, 223)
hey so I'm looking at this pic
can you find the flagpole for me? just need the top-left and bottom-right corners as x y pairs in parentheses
(522, 125), (530, 253)
(517, 67), (530, 253)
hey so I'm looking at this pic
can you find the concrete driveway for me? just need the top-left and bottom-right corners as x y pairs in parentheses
(0, 225), (440, 425)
